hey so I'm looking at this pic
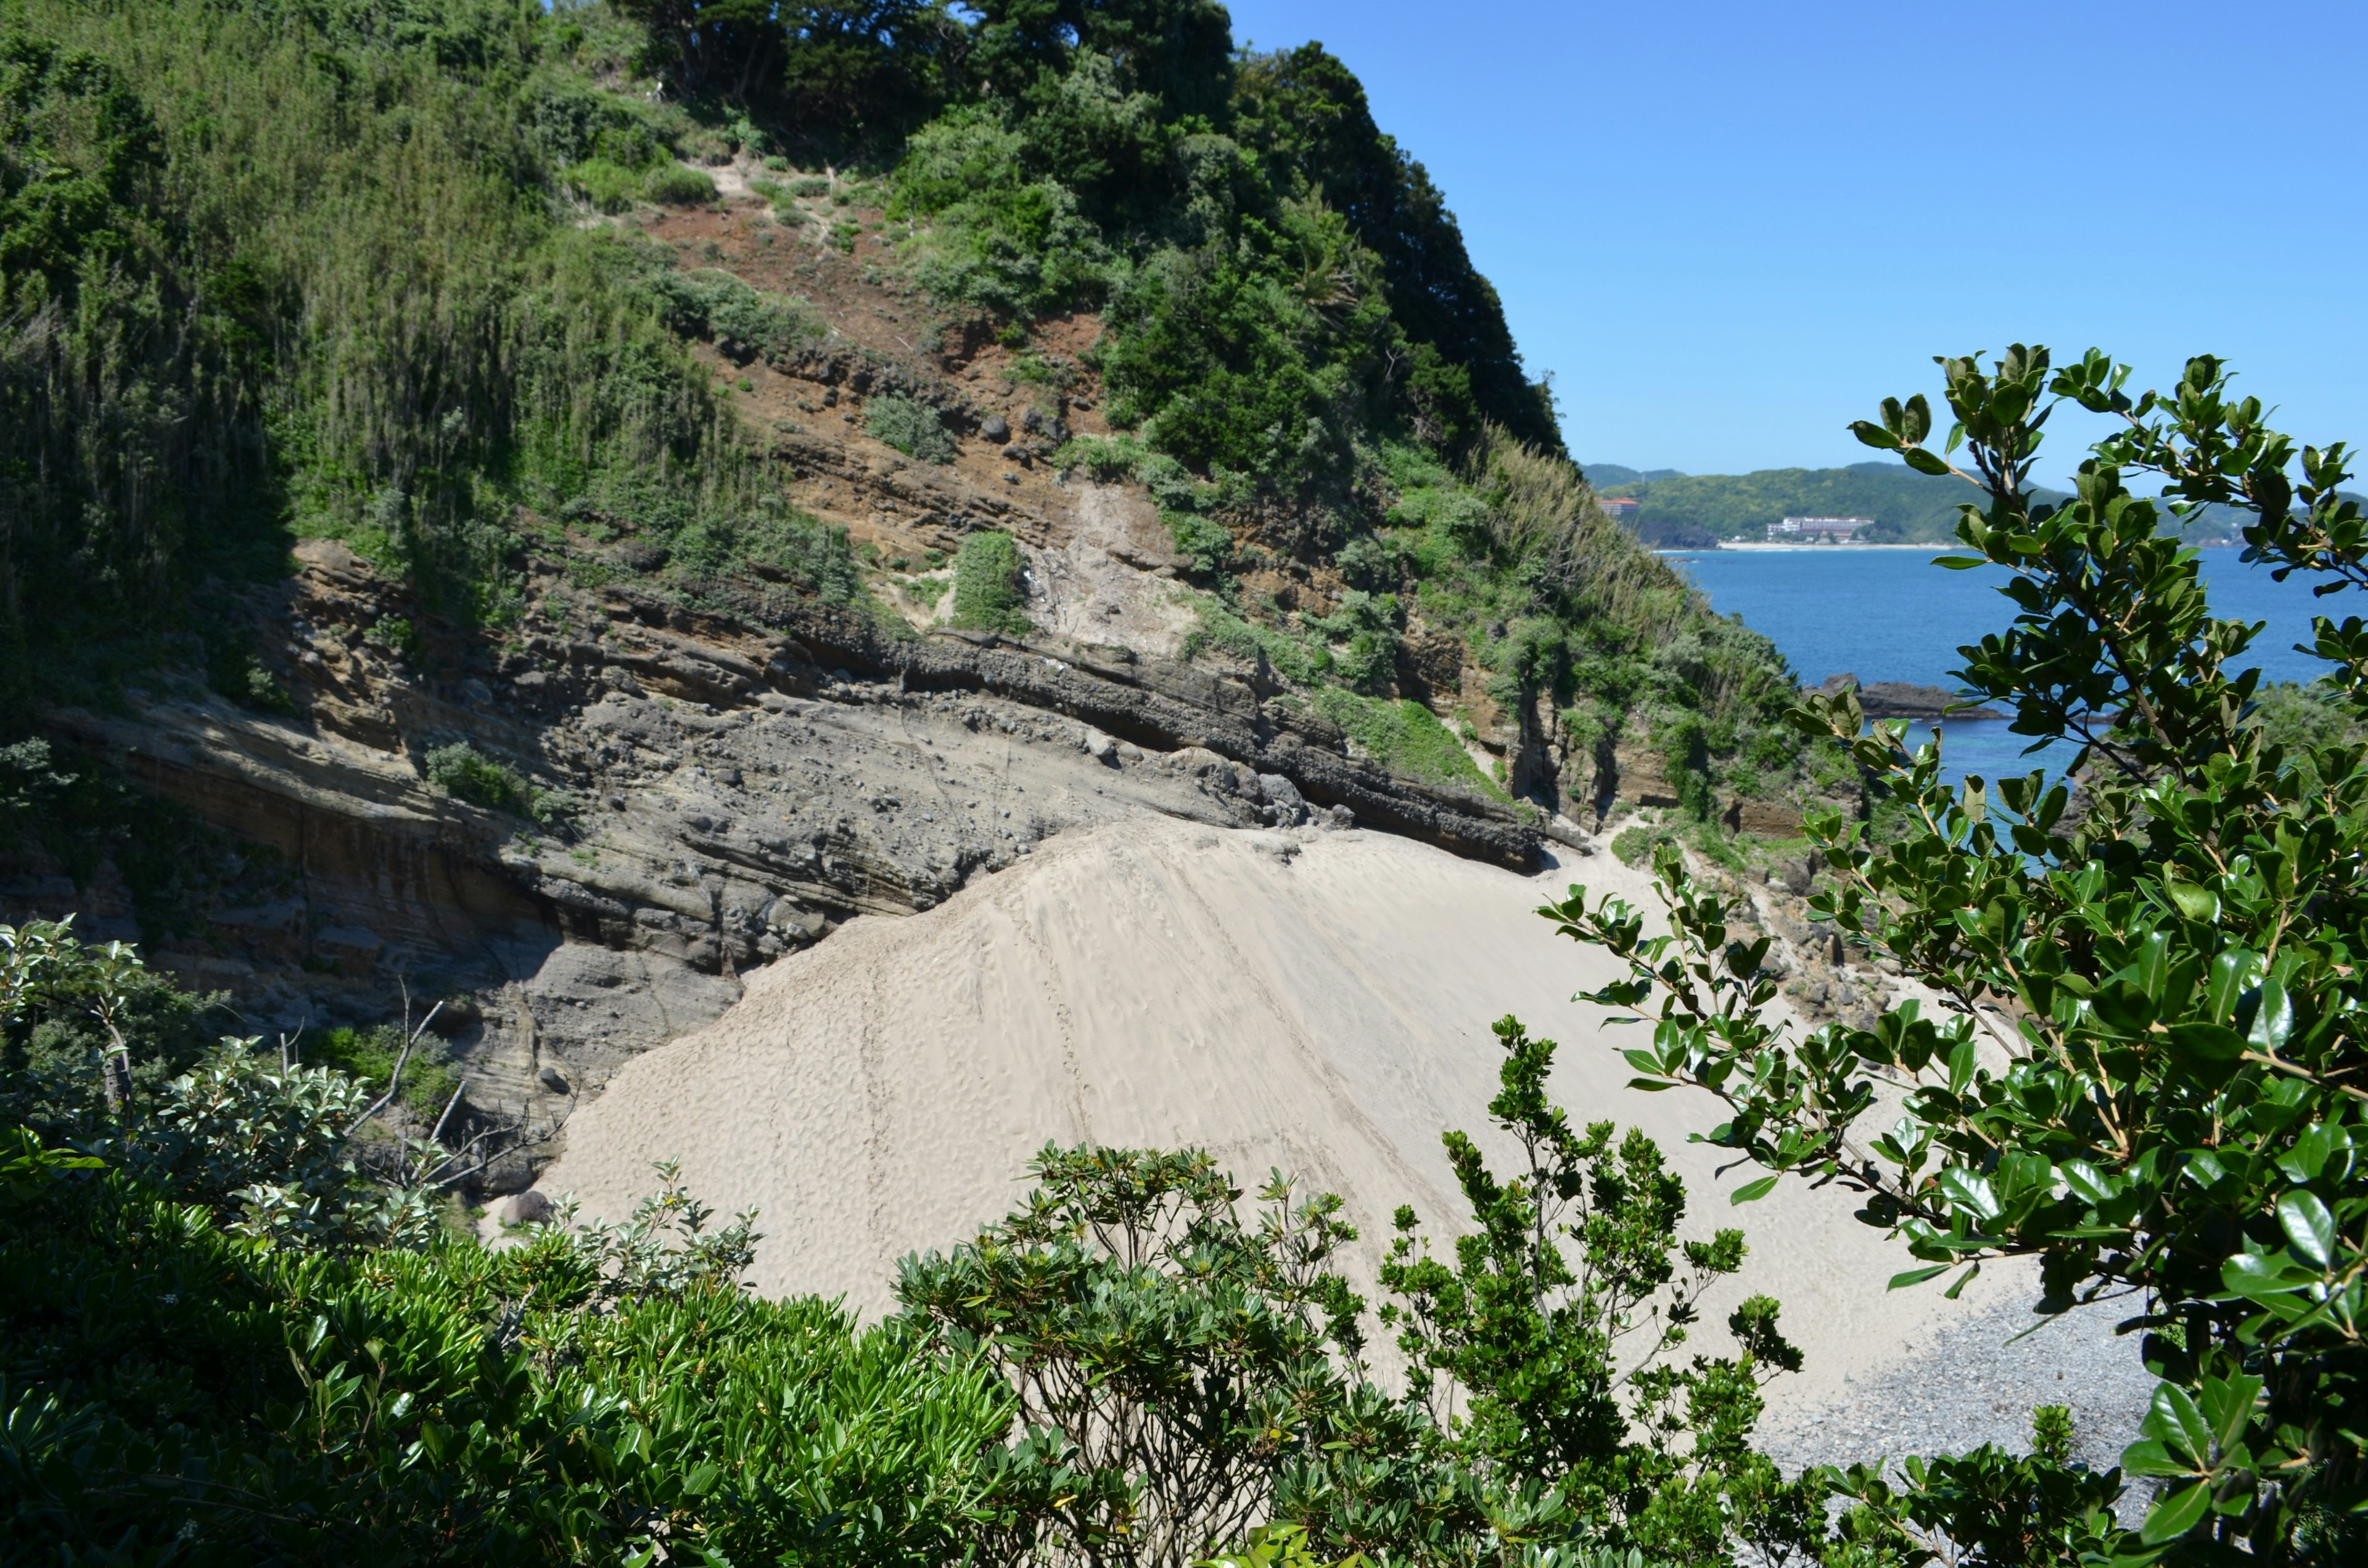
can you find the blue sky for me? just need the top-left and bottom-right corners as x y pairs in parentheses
(1222, 0), (2368, 479)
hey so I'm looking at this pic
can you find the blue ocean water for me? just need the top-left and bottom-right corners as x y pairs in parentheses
(1663, 546), (2357, 784)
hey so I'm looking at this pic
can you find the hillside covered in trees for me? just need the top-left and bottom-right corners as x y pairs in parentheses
(1584, 461), (2253, 548)
(2, 0), (1809, 835)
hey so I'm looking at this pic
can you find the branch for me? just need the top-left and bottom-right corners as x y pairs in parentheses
(347, 998), (440, 1132)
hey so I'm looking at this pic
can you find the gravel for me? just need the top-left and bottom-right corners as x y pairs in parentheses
(1756, 1284), (2164, 1524)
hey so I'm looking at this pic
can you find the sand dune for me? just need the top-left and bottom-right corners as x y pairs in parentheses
(543, 815), (2044, 1414)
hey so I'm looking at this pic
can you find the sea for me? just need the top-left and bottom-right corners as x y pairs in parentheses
(1663, 545), (2357, 784)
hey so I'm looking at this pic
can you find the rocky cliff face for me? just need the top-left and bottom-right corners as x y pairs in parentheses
(6, 183), (1669, 1187)
(20, 507), (1542, 1186)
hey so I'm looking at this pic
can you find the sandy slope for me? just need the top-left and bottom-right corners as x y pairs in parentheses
(542, 815), (2068, 1422)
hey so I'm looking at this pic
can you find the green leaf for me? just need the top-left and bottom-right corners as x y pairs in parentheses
(2164, 877), (2218, 922)
(2163, 1022), (2246, 1080)
(2278, 1190), (2336, 1266)
(1730, 1175), (1778, 1205)
(2148, 1384), (2212, 1458)
(1887, 1264), (1951, 1290)
(2118, 1437), (2188, 1477)
(1902, 393), (1933, 445)
(2091, 978), (2156, 1036)
(1939, 1166), (2002, 1223)
(1851, 420), (1903, 452)
(1902, 447), (1952, 477)
(2220, 1252), (2301, 1301)
(2249, 976), (2293, 1052)
(2206, 946), (2255, 1024)
(2140, 1480), (2213, 1544)
(2059, 1160), (2118, 1204)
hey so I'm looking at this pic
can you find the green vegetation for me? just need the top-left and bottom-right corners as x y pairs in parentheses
(640, 160), (717, 205)
(4, 916), (1819, 1563)
(650, 266), (829, 361)
(309, 1023), (461, 1123)
(1367, 438), (1801, 811)
(1582, 461), (2004, 546)
(1554, 347), (2368, 1560)
(423, 742), (527, 813)
(1608, 823), (1663, 868)
(947, 529), (1031, 633)
(0, 0), (1802, 824)
(0, 0), (840, 720)
(863, 392), (957, 462)
(1310, 688), (1498, 798)
(1584, 458), (2261, 549)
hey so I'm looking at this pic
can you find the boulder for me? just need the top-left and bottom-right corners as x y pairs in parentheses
(493, 1189), (555, 1227)
(1811, 673), (2004, 720)
(1259, 773), (1310, 826)
(980, 413), (1009, 441)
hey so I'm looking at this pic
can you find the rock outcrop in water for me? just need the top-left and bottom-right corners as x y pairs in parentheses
(1812, 672), (2005, 720)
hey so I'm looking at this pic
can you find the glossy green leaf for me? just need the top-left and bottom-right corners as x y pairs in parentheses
(2148, 1383), (2213, 1458)
(2279, 1190), (2336, 1266)
(2141, 1480), (2213, 1544)
(1729, 1174), (1778, 1205)
(2249, 976), (2293, 1052)
(2205, 946), (2255, 1024)
(2058, 1160), (2118, 1204)
(2163, 1022), (2245, 1075)
(2119, 1437), (2188, 1477)
(2164, 877), (2218, 922)
(1938, 1166), (2001, 1223)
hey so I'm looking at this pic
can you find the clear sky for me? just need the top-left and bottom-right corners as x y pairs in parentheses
(1222, 0), (2368, 480)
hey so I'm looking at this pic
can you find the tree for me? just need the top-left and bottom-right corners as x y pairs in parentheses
(1544, 345), (2368, 1563)
(615, 0), (789, 101)
(1380, 1016), (1816, 1566)
(893, 1144), (1410, 1566)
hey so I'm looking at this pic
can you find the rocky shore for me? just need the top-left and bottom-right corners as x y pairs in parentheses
(1811, 672), (2005, 720)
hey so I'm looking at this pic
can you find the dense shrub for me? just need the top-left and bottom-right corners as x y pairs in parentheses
(563, 155), (643, 211)
(863, 392), (957, 462)
(641, 160), (717, 205)
(1310, 688), (1499, 798)
(422, 742), (524, 813)
(0, 0), (788, 707)
(650, 268), (828, 363)
(948, 530), (1031, 633)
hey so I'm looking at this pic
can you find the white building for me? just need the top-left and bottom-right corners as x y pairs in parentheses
(1769, 514), (1873, 543)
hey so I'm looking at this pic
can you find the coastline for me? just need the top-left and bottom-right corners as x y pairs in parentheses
(1659, 542), (1969, 554)
(1661, 539), (2243, 556)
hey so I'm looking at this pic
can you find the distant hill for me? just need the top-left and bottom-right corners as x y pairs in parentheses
(1583, 461), (2244, 548)
(1582, 462), (2015, 546)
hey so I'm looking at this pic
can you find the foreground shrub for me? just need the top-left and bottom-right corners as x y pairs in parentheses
(1549, 346), (2368, 1561)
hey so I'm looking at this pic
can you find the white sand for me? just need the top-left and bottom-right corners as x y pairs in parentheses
(544, 815), (2037, 1413)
